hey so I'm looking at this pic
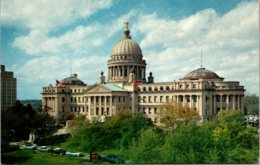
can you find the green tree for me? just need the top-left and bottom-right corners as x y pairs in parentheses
(119, 114), (153, 148)
(122, 128), (163, 163)
(244, 94), (259, 115)
(1, 100), (55, 142)
(208, 110), (259, 163)
(160, 122), (212, 163)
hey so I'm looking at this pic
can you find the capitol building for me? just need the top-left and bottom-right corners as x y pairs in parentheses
(42, 22), (245, 124)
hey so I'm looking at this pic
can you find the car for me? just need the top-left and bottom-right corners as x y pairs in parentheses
(66, 151), (84, 157)
(90, 152), (102, 160)
(37, 146), (52, 152)
(24, 144), (37, 150)
(103, 155), (123, 163)
(53, 148), (66, 155)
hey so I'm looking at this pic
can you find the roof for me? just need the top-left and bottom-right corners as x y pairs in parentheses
(102, 83), (126, 92)
(61, 73), (85, 86)
(182, 68), (223, 80)
(112, 38), (142, 56)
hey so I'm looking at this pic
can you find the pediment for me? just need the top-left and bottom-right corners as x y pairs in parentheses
(86, 85), (111, 93)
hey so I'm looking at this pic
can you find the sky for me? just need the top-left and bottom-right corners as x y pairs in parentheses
(1, 0), (259, 100)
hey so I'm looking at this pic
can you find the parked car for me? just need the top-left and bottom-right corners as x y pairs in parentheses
(24, 144), (37, 150)
(53, 148), (66, 155)
(103, 155), (123, 163)
(90, 152), (102, 160)
(66, 151), (84, 157)
(37, 146), (52, 153)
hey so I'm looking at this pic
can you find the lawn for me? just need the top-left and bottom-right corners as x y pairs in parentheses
(1, 149), (90, 164)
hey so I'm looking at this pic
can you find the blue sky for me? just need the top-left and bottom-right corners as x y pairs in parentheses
(1, 0), (259, 100)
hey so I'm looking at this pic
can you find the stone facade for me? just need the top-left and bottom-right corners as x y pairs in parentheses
(1, 65), (17, 111)
(41, 22), (245, 124)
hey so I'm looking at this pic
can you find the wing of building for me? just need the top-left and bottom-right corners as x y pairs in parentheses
(41, 22), (245, 124)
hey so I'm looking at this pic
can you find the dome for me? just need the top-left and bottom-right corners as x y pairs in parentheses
(182, 68), (223, 80)
(112, 38), (142, 56)
(61, 73), (85, 86)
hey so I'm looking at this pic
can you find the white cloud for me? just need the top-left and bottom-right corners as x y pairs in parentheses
(1, 0), (113, 31)
(12, 10), (137, 56)
(135, 1), (259, 94)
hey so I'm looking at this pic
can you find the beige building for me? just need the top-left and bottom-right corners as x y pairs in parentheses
(42, 22), (245, 124)
(1, 65), (17, 111)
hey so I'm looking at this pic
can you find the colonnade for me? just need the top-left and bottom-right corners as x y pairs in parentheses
(42, 97), (56, 112)
(108, 65), (145, 81)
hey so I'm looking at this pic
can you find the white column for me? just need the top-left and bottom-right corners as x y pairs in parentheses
(232, 95), (235, 110)
(88, 97), (91, 117)
(213, 95), (216, 115)
(110, 96), (112, 116)
(226, 95), (229, 109)
(99, 96), (101, 115)
(104, 96), (107, 115)
(220, 95), (222, 110)
(94, 96), (96, 116)
(190, 95), (192, 109)
(238, 95), (240, 110)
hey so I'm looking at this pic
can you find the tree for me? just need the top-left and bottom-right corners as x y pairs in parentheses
(122, 128), (163, 163)
(1, 100), (55, 142)
(160, 122), (212, 163)
(160, 101), (200, 129)
(208, 110), (259, 163)
(244, 94), (259, 115)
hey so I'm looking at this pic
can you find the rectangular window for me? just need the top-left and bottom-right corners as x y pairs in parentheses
(74, 107), (77, 112)
(82, 107), (85, 112)
(160, 96), (163, 103)
(148, 96), (151, 103)
(62, 106), (65, 112)
(154, 108), (157, 114)
(166, 96), (169, 102)
(154, 96), (157, 102)
(70, 107), (73, 112)
(148, 107), (151, 114)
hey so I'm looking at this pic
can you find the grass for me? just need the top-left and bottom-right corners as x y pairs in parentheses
(1, 149), (90, 164)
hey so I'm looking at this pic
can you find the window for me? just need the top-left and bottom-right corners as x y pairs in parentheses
(62, 106), (65, 112)
(74, 107), (77, 112)
(148, 87), (152, 91)
(148, 96), (151, 103)
(82, 107), (85, 112)
(143, 96), (146, 103)
(74, 97), (76, 103)
(166, 96), (169, 102)
(138, 96), (141, 103)
(70, 97), (73, 102)
(160, 96), (163, 103)
(186, 84), (189, 89)
(118, 97), (121, 102)
(154, 118), (157, 123)
(143, 108), (146, 114)
(216, 95), (220, 102)
(62, 97), (65, 102)
(154, 87), (158, 91)
(70, 107), (73, 112)
(78, 97), (81, 103)
(179, 85), (183, 89)
(160, 86), (164, 91)
(166, 86), (170, 90)
(143, 87), (146, 91)
(154, 108), (157, 114)
(154, 96), (157, 102)
(148, 107), (151, 114)
(192, 84), (196, 89)
(74, 89), (76, 93)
